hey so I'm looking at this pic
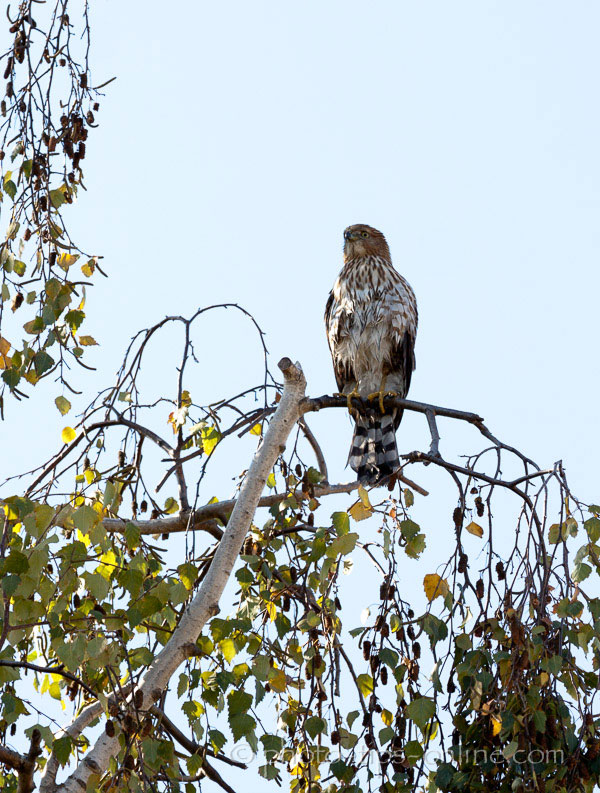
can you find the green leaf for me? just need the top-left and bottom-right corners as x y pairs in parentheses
(585, 516), (600, 542)
(406, 697), (436, 730)
(346, 711), (360, 729)
(227, 689), (252, 717)
(405, 532), (427, 559)
(356, 674), (374, 698)
(455, 633), (472, 650)
(2, 367), (21, 390)
(533, 710), (546, 733)
(49, 189), (66, 209)
(330, 759), (353, 783)
(261, 733), (284, 755)
(573, 562), (592, 583)
(304, 716), (326, 739)
(64, 309), (85, 332)
(422, 614), (449, 647)
(252, 655), (271, 682)
(83, 572), (110, 602)
(33, 350), (54, 376)
(53, 735), (72, 766)
(378, 726), (395, 745)
(379, 648), (399, 668)
(435, 763), (456, 789)
(306, 466), (323, 484)
(5, 550), (28, 574)
(4, 179), (16, 200)
(54, 395), (71, 415)
(332, 511), (350, 535)
(54, 635), (87, 671)
(229, 713), (256, 742)
(0, 665), (20, 684)
(23, 316), (44, 335)
(259, 764), (280, 780)
(403, 740), (423, 764)
(209, 729), (227, 753)
(1, 692), (29, 724)
(72, 505), (98, 535)
(124, 522), (140, 550)
(177, 562), (198, 590)
(326, 532), (358, 558)
(400, 518), (420, 539)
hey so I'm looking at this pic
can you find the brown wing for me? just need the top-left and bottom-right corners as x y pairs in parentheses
(324, 288), (355, 392)
(391, 329), (416, 395)
(388, 328), (416, 430)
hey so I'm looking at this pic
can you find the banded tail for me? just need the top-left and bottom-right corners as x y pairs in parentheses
(348, 409), (402, 486)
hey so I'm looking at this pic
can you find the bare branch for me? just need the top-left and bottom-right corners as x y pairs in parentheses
(0, 728), (41, 793)
(298, 416), (329, 481)
(150, 706), (246, 768)
(102, 479), (362, 536)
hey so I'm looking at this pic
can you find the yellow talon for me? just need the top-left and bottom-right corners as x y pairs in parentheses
(367, 389), (398, 414)
(345, 387), (360, 416)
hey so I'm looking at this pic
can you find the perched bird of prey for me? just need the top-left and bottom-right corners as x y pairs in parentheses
(325, 224), (418, 485)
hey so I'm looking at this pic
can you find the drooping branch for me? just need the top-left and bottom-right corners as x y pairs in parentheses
(53, 357), (307, 793)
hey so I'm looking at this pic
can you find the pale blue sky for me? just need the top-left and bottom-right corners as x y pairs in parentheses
(6, 0), (599, 494)
(2, 2), (600, 787)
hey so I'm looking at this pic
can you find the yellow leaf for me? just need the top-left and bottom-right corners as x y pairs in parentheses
(3, 503), (18, 520)
(61, 426), (77, 444)
(180, 390), (192, 407)
(265, 601), (276, 622)
(48, 681), (62, 700)
(348, 500), (373, 521)
(76, 528), (90, 547)
(78, 335), (98, 346)
(358, 484), (371, 508)
(423, 573), (449, 602)
(381, 708), (394, 727)
(250, 423), (262, 436)
(268, 667), (287, 692)
(164, 497), (179, 515)
(83, 469), (95, 485)
(0, 336), (11, 369)
(220, 638), (236, 663)
(58, 253), (79, 271)
(466, 521), (484, 538)
(81, 258), (96, 277)
(98, 549), (116, 580)
(491, 715), (502, 736)
(539, 672), (549, 687)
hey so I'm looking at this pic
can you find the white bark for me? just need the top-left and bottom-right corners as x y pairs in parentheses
(39, 702), (103, 792)
(51, 358), (306, 793)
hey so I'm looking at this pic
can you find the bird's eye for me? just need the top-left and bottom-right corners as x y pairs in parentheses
(360, 231), (369, 238)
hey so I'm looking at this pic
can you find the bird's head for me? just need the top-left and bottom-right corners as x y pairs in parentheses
(343, 224), (391, 261)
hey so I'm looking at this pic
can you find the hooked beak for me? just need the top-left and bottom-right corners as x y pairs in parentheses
(344, 229), (354, 242)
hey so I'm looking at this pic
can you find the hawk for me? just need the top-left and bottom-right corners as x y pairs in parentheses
(325, 224), (418, 486)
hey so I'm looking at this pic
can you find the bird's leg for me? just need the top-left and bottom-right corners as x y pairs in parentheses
(342, 386), (360, 417)
(367, 375), (397, 414)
